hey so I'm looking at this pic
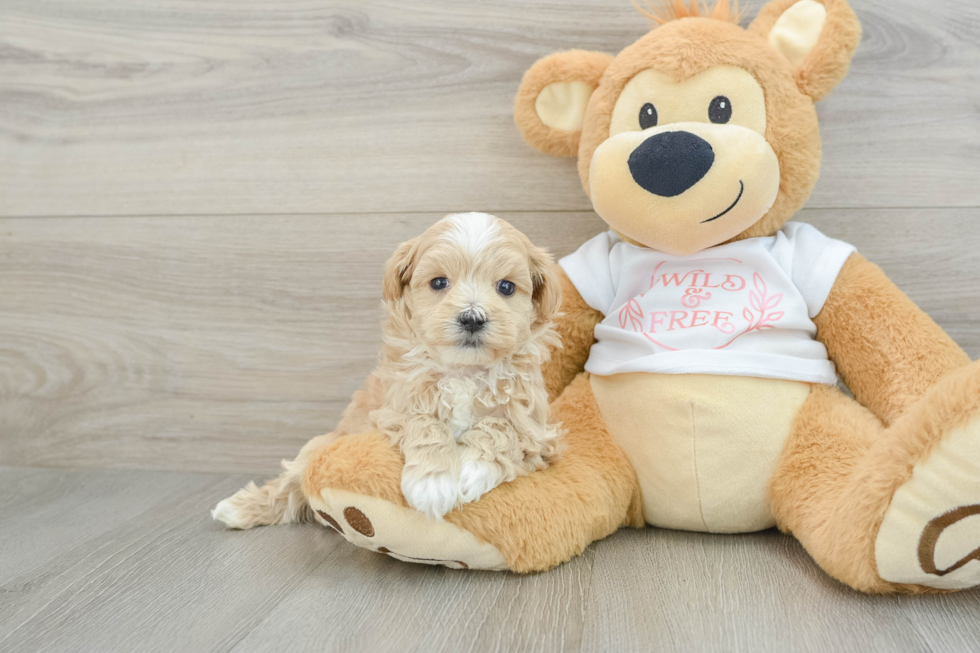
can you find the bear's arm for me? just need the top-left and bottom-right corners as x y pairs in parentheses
(814, 252), (970, 426)
(542, 265), (604, 402)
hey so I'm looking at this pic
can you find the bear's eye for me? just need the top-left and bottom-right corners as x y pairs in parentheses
(709, 96), (732, 124)
(430, 277), (449, 291)
(638, 103), (658, 130)
(496, 280), (516, 296)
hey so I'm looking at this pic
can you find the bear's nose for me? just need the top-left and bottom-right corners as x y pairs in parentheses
(627, 131), (715, 198)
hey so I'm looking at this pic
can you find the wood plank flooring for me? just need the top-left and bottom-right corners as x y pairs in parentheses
(2, 0), (979, 650)
(2, 467), (979, 653)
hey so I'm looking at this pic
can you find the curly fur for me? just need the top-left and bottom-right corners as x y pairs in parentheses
(213, 214), (564, 526)
(372, 213), (565, 518)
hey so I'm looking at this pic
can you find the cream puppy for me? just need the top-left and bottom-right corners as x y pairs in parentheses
(373, 212), (564, 518)
(212, 213), (563, 528)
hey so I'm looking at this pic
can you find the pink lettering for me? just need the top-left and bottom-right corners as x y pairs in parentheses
(713, 311), (735, 334)
(650, 311), (667, 333)
(668, 311), (688, 331)
(660, 272), (688, 287)
(722, 275), (745, 291)
(702, 273), (722, 288)
(691, 310), (710, 328)
(681, 288), (711, 308)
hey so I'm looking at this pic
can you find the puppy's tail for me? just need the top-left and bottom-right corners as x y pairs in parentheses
(212, 458), (312, 529)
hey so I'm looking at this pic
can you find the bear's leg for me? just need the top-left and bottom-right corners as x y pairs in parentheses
(770, 362), (980, 593)
(302, 373), (644, 572)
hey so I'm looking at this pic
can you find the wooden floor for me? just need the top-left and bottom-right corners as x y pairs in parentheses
(3, 466), (980, 653)
(1, 0), (979, 650)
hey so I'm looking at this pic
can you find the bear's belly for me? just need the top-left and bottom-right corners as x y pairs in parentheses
(590, 372), (811, 533)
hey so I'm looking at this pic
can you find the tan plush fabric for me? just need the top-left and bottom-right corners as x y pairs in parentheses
(749, 0), (862, 101)
(770, 362), (980, 593)
(607, 65), (767, 135)
(815, 253), (971, 426)
(876, 419), (980, 590)
(310, 487), (508, 570)
(304, 374), (643, 573)
(535, 80), (596, 131)
(589, 120), (780, 255)
(514, 51), (614, 157)
(450, 374), (644, 571)
(766, 0), (827, 67)
(304, 431), (407, 508)
(541, 266), (604, 401)
(576, 17), (823, 243)
(592, 373), (810, 533)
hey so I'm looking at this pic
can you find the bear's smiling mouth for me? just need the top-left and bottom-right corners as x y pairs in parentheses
(701, 180), (745, 224)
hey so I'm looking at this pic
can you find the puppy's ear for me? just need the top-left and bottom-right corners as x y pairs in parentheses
(750, 0), (861, 101)
(515, 50), (613, 157)
(383, 237), (421, 302)
(527, 245), (562, 326)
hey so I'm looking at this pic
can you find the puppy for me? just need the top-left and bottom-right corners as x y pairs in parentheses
(212, 212), (562, 528)
(372, 212), (564, 518)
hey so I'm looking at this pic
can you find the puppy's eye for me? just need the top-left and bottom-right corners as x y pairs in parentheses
(430, 277), (449, 291)
(709, 96), (732, 124)
(496, 280), (516, 296)
(639, 103), (658, 130)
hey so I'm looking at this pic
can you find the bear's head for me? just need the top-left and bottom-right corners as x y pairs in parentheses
(515, 0), (860, 256)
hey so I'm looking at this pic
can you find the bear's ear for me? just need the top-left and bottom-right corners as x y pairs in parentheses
(750, 0), (861, 101)
(514, 50), (614, 157)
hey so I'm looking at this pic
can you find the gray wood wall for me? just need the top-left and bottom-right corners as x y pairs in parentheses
(2, 0), (979, 474)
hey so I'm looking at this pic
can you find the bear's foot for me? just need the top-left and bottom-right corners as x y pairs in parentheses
(302, 375), (644, 574)
(302, 431), (508, 571)
(876, 413), (980, 590)
(310, 488), (507, 570)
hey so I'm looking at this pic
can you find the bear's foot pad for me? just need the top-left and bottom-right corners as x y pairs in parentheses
(876, 415), (980, 590)
(310, 488), (508, 571)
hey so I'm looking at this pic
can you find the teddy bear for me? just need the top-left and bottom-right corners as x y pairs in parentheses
(300, 0), (980, 593)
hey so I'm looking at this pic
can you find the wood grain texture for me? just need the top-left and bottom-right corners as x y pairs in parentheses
(582, 528), (980, 653)
(2, 208), (978, 473)
(232, 536), (596, 653)
(0, 211), (601, 472)
(0, 467), (339, 652)
(1, 0), (978, 217)
(1, 467), (977, 653)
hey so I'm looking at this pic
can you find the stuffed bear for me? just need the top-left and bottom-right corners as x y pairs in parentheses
(301, 0), (980, 593)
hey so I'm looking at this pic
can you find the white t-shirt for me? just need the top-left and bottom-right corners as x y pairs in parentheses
(559, 222), (856, 385)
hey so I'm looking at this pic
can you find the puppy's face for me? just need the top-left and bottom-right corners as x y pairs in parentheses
(384, 213), (560, 367)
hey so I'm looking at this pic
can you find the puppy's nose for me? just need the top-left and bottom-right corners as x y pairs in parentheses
(457, 310), (487, 334)
(628, 131), (714, 197)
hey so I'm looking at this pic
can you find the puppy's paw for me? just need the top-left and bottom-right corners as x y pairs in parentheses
(402, 472), (459, 520)
(458, 458), (502, 505)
